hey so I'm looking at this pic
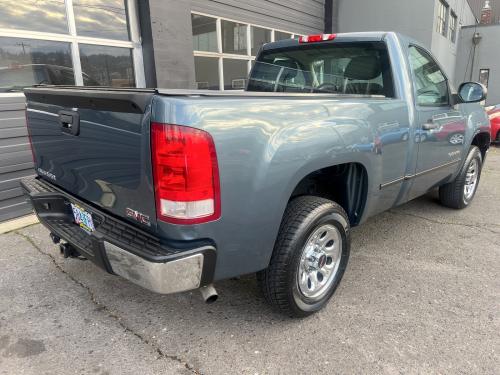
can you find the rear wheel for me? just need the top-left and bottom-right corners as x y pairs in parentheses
(257, 196), (350, 318)
(439, 146), (482, 209)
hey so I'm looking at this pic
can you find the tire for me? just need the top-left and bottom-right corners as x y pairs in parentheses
(439, 146), (482, 209)
(257, 196), (350, 318)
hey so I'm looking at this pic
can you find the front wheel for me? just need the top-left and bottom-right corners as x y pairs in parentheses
(257, 196), (350, 318)
(439, 146), (483, 209)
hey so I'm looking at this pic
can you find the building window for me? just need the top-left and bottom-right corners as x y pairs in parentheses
(437, 0), (449, 37)
(251, 27), (271, 56)
(449, 12), (457, 43)
(0, 37), (74, 92)
(73, 0), (130, 41)
(0, 0), (69, 34)
(191, 12), (300, 90)
(79, 44), (135, 87)
(192, 14), (218, 52)
(0, 0), (144, 93)
(479, 69), (490, 88)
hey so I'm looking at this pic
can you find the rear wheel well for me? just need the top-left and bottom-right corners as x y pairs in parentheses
(289, 163), (368, 226)
(471, 132), (490, 159)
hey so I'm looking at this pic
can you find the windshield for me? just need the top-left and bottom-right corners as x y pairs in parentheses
(247, 41), (394, 97)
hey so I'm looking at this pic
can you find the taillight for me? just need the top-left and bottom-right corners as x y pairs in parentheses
(299, 34), (336, 43)
(151, 122), (221, 224)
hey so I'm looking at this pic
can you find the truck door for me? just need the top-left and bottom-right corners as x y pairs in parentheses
(407, 45), (466, 198)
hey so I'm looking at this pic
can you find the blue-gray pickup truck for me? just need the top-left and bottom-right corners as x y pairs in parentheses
(22, 32), (490, 317)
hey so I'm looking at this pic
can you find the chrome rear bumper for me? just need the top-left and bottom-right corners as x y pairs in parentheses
(21, 176), (216, 295)
(104, 241), (207, 294)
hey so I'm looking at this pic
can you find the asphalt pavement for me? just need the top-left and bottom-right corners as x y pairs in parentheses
(1, 147), (499, 375)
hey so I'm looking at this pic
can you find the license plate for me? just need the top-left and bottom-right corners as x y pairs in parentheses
(71, 203), (95, 233)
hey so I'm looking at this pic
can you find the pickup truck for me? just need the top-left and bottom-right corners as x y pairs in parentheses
(22, 32), (491, 317)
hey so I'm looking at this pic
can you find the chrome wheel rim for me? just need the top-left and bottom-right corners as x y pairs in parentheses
(297, 224), (342, 300)
(464, 158), (479, 201)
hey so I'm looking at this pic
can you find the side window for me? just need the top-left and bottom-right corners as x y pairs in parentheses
(408, 46), (449, 107)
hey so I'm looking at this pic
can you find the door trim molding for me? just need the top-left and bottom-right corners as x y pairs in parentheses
(379, 158), (461, 189)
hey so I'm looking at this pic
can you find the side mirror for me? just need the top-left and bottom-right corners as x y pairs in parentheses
(457, 82), (487, 103)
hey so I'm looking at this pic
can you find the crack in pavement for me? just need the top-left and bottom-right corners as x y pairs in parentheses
(387, 210), (500, 235)
(14, 231), (203, 375)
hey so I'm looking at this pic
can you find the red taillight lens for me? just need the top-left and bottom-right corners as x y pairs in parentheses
(299, 34), (336, 43)
(151, 122), (220, 224)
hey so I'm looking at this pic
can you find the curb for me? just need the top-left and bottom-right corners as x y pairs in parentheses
(0, 214), (39, 234)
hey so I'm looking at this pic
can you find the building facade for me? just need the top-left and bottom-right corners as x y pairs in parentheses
(455, 23), (500, 104)
(0, 0), (495, 222)
(337, 0), (477, 82)
(468, 0), (500, 23)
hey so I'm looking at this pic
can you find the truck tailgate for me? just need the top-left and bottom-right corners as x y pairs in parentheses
(24, 87), (157, 230)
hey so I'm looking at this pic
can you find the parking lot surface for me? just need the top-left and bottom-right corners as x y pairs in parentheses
(1, 147), (499, 375)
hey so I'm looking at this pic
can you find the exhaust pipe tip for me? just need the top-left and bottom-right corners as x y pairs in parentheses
(199, 284), (218, 304)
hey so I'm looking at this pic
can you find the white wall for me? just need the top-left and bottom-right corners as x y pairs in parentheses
(456, 24), (500, 105)
(338, 0), (477, 83)
(430, 0), (477, 83)
(338, 0), (436, 47)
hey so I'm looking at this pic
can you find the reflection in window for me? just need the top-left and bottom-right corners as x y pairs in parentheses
(409, 46), (448, 106)
(73, 0), (130, 41)
(275, 31), (292, 41)
(0, 0), (68, 34)
(194, 56), (219, 90)
(223, 59), (248, 90)
(248, 42), (393, 96)
(251, 27), (271, 56)
(79, 44), (135, 87)
(192, 14), (218, 52)
(221, 20), (247, 55)
(0, 37), (73, 92)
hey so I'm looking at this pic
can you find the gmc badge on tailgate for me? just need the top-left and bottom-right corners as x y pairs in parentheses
(125, 208), (151, 226)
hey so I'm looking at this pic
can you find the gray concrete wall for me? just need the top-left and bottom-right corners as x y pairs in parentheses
(191, 0), (325, 35)
(337, 0), (476, 82)
(146, 0), (325, 90)
(147, 0), (197, 89)
(337, 0), (435, 47)
(455, 24), (500, 105)
(430, 0), (477, 83)
(0, 95), (34, 222)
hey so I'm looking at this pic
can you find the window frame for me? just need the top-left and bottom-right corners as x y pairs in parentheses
(0, 0), (145, 96)
(449, 11), (457, 43)
(191, 11), (303, 91)
(408, 44), (451, 108)
(436, 0), (449, 37)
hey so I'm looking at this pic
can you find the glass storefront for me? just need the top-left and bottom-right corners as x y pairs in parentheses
(191, 13), (301, 90)
(0, 37), (74, 92)
(73, 0), (130, 41)
(0, 0), (143, 93)
(194, 56), (219, 90)
(0, 0), (68, 34)
(79, 44), (134, 87)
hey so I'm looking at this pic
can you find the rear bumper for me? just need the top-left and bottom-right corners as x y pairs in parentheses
(20, 176), (216, 294)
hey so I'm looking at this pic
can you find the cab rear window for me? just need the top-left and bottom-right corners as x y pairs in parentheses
(247, 41), (394, 97)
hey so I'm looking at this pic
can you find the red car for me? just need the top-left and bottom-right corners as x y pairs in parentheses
(487, 105), (500, 143)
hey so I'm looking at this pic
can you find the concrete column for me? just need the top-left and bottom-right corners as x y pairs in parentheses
(145, 0), (196, 89)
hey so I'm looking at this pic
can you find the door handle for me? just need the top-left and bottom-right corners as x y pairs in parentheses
(422, 122), (438, 130)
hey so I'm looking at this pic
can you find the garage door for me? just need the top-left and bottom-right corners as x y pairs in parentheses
(0, 95), (35, 222)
